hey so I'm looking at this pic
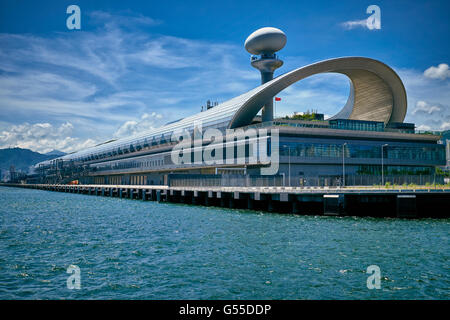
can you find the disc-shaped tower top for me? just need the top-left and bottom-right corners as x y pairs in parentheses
(244, 27), (287, 55)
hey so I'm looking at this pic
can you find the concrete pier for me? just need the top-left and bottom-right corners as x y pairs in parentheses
(323, 194), (345, 216)
(396, 195), (417, 218)
(1, 183), (449, 218)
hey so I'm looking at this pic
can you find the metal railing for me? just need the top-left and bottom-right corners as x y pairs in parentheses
(168, 173), (444, 188)
(242, 120), (443, 136)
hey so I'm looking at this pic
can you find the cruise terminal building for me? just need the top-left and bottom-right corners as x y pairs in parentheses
(33, 28), (446, 187)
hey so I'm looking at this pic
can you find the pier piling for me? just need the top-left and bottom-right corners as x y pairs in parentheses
(2, 183), (449, 218)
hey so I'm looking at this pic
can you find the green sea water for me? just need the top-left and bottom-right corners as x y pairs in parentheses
(0, 186), (448, 299)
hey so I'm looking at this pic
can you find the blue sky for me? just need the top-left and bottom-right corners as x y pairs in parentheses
(0, 0), (449, 153)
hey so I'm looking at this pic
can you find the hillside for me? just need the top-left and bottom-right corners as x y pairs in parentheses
(44, 149), (66, 157)
(0, 148), (64, 172)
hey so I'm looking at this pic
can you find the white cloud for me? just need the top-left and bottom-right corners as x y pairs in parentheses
(399, 67), (450, 131)
(0, 11), (262, 150)
(416, 124), (432, 131)
(412, 100), (441, 115)
(89, 11), (162, 28)
(113, 112), (164, 138)
(424, 63), (450, 80)
(440, 122), (450, 131)
(340, 19), (368, 30)
(0, 72), (97, 101)
(0, 122), (97, 154)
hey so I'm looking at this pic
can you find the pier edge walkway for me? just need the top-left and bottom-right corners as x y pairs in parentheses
(1, 183), (449, 218)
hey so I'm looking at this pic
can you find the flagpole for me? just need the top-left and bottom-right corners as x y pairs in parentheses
(274, 98), (276, 119)
(274, 97), (281, 119)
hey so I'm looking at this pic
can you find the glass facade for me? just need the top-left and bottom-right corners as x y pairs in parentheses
(279, 142), (446, 162)
(94, 159), (164, 172)
(356, 165), (433, 175)
(328, 119), (385, 132)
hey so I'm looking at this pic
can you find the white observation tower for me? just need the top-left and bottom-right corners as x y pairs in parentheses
(244, 27), (287, 122)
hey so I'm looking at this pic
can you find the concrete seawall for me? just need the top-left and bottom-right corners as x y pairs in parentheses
(2, 183), (449, 218)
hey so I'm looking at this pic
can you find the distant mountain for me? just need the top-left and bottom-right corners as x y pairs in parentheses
(45, 150), (66, 157)
(0, 147), (60, 172)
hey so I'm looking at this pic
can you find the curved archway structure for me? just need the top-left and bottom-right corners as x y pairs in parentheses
(228, 57), (407, 128)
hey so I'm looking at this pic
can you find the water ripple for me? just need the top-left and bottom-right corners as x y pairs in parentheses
(0, 186), (449, 299)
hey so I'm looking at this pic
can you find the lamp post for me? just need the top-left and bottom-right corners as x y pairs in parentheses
(381, 144), (388, 185)
(342, 143), (347, 187)
(282, 144), (291, 187)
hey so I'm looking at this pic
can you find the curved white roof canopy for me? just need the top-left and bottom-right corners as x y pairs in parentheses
(229, 56), (407, 128)
(40, 57), (406, 164)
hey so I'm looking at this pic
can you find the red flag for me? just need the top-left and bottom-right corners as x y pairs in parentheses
(275, 97), (281, 101)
